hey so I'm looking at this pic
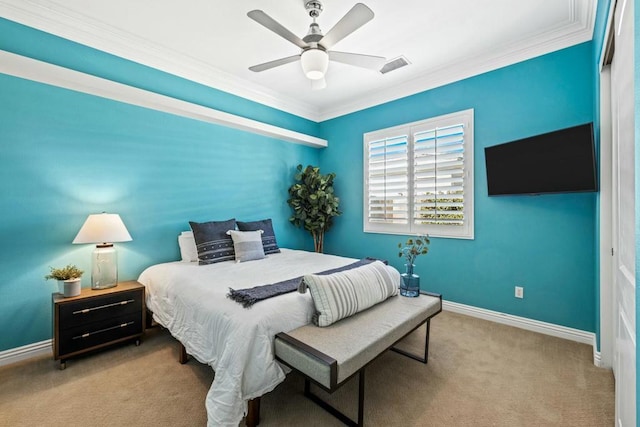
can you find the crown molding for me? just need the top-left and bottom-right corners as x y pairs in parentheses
(0, 0), (595, 122)
(0, 50), (327, 147)
(318, 0), (596, 121)
(0, 0), (322, 121)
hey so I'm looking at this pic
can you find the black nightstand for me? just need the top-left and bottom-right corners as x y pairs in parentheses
(52, 280), (145, 369)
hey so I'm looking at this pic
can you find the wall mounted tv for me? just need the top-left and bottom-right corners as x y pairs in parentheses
(484, 123), (597, 196)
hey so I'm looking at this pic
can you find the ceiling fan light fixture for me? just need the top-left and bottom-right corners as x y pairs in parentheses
(301, 49), (328, 80)
(311, 77), (327, 91)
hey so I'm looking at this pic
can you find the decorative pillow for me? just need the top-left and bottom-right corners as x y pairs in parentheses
(189, 219), (236, 265)
(303, 261), (400, 327)
(226, 230), (266, 263)
(237, 219), (281, 254)
(178, 231), (198, 262)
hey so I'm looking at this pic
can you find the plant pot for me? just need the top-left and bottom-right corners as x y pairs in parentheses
(61, 278), (82, 297)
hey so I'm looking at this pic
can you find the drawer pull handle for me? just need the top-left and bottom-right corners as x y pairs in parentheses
(73, 299), (135, 315)
(72, 321), (135, 340)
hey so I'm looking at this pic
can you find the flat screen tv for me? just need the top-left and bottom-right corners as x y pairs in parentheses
(484, 123), (597, 196)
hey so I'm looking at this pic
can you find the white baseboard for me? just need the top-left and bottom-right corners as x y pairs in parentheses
(442, 300), (599, 365)
(0, 302), (602, 368)
(592, 335), (603, 368)
(0, 339), (52, 367)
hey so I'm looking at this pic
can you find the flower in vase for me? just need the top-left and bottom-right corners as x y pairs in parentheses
(398, 235), (430, 265)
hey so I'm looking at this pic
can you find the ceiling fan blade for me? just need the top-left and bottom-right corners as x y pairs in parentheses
(249, 55), (301, 72)
(319, 3), (374, 49)
(328, 51), (385, 70)
(247, 10), (308, 49)
(311, 77), (327, 91)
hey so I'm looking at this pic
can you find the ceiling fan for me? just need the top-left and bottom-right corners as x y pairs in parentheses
(247, 1), (385, 90)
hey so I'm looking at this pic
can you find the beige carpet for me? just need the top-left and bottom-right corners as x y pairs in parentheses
(0, 311), (614, 426)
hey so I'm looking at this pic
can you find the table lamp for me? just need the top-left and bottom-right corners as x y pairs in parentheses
(72, 213), (132, 289)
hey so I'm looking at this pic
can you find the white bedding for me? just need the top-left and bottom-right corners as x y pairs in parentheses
(137, 248), (359, 427)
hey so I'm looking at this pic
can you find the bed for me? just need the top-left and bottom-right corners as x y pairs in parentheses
(138, 248), (367, 427)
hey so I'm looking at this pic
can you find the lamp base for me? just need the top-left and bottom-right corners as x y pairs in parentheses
(92, 283), (118, 290)
(91, 244), (118, 290)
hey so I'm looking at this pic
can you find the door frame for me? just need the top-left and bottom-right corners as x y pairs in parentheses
(598, 0), (616, 369)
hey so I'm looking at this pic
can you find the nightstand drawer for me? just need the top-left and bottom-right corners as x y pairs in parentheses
(58, 312), (143, 356)
(58, 289), (143, 330)
(53, 281), (146, 369)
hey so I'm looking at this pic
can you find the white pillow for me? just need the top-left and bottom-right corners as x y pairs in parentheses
(303, 261), (399, 327)
(178, 231), (198, 262)
(226, 230), (265, 263)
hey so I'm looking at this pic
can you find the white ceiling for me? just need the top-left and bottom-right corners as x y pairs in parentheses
(0, 0), (596, 121)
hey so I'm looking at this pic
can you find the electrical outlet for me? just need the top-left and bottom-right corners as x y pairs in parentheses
(515, 286), (524, 299)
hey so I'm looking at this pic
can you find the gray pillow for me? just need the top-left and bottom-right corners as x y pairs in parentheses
(226, 230), (266, 262)
(189, 218), (236, 265)
(237, 219), (281, 254)
(303, 261), (400, 327)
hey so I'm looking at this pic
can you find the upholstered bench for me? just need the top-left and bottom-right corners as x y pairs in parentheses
(274, 290), (442, 426)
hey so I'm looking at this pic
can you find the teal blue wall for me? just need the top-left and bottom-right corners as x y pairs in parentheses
(0, 20), (321, 351)
(0, 14), (609, 353)
(319, 42), (596, 331)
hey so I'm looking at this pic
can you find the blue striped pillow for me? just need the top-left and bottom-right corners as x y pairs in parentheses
(189, 219), (236, 265)
(303, 261), (399, 327)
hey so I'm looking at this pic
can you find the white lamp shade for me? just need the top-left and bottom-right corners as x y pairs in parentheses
(73, 213), (132, 244)
(301, 49), (328, 80)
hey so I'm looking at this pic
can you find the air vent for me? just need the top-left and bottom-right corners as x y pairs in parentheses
(380, 56), (410, 74)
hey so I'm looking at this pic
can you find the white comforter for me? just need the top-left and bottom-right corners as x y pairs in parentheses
(137, 249), (357, 427)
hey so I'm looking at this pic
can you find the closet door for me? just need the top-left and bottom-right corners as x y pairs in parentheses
(611, 0), (635, 425)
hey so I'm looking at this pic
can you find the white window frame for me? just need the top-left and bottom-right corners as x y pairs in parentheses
(363, 108), (474, 239)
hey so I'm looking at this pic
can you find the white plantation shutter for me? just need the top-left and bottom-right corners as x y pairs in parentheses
(366, 131), (409, 228)
(364, 109), (474, 239)
(413, 124), (465, 226)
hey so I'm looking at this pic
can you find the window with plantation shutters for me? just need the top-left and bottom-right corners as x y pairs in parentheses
(364, 109), (474, 239)
(367, 133), (409, 226)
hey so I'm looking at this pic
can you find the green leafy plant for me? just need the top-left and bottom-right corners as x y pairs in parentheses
(398, 235), (430, 265)
(44, 265), (83, 281)
(287, 164), (341, 253)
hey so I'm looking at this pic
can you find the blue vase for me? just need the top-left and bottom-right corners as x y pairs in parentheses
(400, 263), (420, 297)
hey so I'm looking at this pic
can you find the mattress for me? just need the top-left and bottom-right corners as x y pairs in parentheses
(137, 248), (358, 427)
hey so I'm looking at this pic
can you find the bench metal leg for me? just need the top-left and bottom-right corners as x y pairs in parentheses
(304, 370), (365, 427)
(391, 318), (430, 364)
(357, 369), (365, 426)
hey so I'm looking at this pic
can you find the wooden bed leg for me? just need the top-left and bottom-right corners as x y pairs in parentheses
(246, 397), (261, 427)
(179, 342), (189, 364)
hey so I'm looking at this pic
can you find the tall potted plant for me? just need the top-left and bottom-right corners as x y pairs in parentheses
(287, 164), (341, 253)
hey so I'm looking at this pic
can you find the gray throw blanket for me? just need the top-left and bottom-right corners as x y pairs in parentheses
(227, 257), (385, 308)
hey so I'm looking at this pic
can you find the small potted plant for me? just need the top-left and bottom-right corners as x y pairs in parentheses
(45, 264), (84, 297)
